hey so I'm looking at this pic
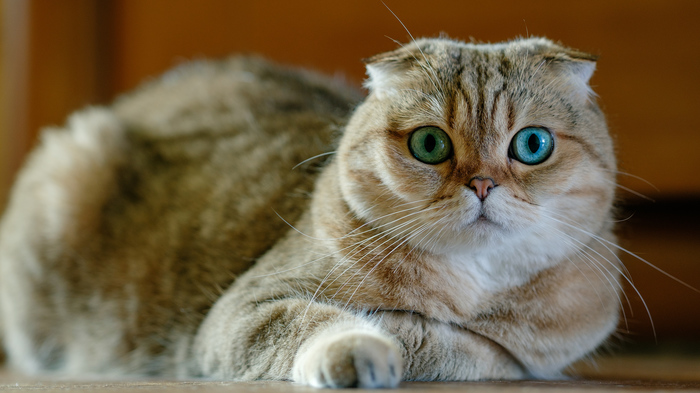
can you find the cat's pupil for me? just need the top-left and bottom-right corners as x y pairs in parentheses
(527, 134), (540, 153)
(424, 134), (436, 153)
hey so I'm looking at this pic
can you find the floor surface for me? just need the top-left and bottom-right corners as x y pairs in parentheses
(1, 346), (699, 392)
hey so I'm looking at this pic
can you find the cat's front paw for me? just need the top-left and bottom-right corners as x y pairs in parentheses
(293, 328), (402, 388)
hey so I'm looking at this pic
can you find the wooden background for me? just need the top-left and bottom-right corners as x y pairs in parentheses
(2, 0), (699, 342)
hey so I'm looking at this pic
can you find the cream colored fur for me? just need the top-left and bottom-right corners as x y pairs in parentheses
(0, 38), (620, 388)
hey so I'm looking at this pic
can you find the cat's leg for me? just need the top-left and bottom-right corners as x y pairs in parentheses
(192, 293), (528, 387)
(375, 311), (527, 381)
(192, 295), (402, 388)
(463, 243), (621, 378)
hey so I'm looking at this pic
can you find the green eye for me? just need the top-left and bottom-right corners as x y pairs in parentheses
(509, 127), (554, 165)
(408, 126), (453, 164)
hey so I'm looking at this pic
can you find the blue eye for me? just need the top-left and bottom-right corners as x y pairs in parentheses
(509, 127), (554, 165)
(408, 126), (453, 164)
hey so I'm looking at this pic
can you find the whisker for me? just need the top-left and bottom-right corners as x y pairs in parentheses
(260, 202), (445, 281)
(540, 208), (625, 280)
(331, 208), (439, 283)
(343, 202), (439, 240)
(601, 178), (655, 202)
(302, 204), (446, 322)
(381, 3), (444, 99)
(326, 221), (426, 313)
(323, 215), (427, 292)
(555, 234), (625, 329)
(610, 211), (635, 224)
(393, 212), (452, 273)
(545, 211), (699, 294)
(340, 218), (439, 308)
(603, 169), (660, 192)
(273, 200), (429, 241)
(353, 188), (394, 218)
(384, 36), (443, 98)
(389, 197), (434, 210)
(291, 151), (336, 170)
(542, 221), (632, 328)
(329, 204), (447, 308)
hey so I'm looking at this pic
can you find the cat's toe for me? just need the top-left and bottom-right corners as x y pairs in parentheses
(293, 329), (402, 388)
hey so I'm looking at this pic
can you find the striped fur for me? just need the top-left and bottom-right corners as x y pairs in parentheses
(0, 38), (619, 388)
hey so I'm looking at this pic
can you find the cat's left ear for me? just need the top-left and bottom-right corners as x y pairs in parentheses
(544, 49), (598, 102)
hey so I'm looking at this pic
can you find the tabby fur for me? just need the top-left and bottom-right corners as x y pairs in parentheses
(0, 37), (620, 388)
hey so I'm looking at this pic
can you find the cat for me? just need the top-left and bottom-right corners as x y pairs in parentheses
(0, 36), (621, 388)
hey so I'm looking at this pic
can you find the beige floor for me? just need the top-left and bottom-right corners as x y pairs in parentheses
(1, 350), (699, 392)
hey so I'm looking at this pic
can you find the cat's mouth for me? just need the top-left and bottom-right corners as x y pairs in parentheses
(472, 212), (497, 227)
(470, 208), (502, 229)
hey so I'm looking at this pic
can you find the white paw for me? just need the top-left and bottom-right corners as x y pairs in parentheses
(293, 329), (402, 388)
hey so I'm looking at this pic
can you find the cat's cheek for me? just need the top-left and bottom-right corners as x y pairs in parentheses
(379, 147), (446, 199)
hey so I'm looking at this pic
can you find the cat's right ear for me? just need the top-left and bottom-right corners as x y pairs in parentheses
(362, 48), (414, 97)
(542, 48), (599, 104)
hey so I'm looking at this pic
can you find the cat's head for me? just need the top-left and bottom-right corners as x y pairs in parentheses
(336, 37), (616, 264)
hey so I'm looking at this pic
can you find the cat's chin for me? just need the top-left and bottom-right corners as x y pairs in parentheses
(462, 220), (510, 244)
(459, 215), (502, 239)
(473, 212), (499, 225)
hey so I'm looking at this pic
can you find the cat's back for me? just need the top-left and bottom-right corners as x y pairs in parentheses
(106, 56), (362, 271)
(0, 56), (361, 374)
(106, 55), (362, 277)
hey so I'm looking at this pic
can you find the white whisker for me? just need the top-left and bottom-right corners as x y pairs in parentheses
(381, 2), (445, 100)
(255, 205), (432, 278)
(300, 203), (445, 326)
(292, 151), (336, 170)
(394, 212), (452, 273)
(602, 169), (660, 192)
(340, 218), (439, 308)
(273, 200), (429, 242)
(545, 210), (698, 294)
(600, 178), (655, 202)
(540, 220), (632, 329)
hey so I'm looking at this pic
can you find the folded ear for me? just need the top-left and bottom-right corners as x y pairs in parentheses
(542, 47), (599, 102)
(363, 46), (420, 96)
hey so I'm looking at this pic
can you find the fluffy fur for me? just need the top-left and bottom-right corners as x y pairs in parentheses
(0, 37), (620, 388)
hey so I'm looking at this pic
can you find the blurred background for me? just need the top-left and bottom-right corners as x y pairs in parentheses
(1, 0), (698, 346)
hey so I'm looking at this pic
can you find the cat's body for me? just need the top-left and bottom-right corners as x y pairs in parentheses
(0, 37), (620, 388)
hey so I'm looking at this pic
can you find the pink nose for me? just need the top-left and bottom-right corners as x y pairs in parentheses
(468, 177), (495, 201)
